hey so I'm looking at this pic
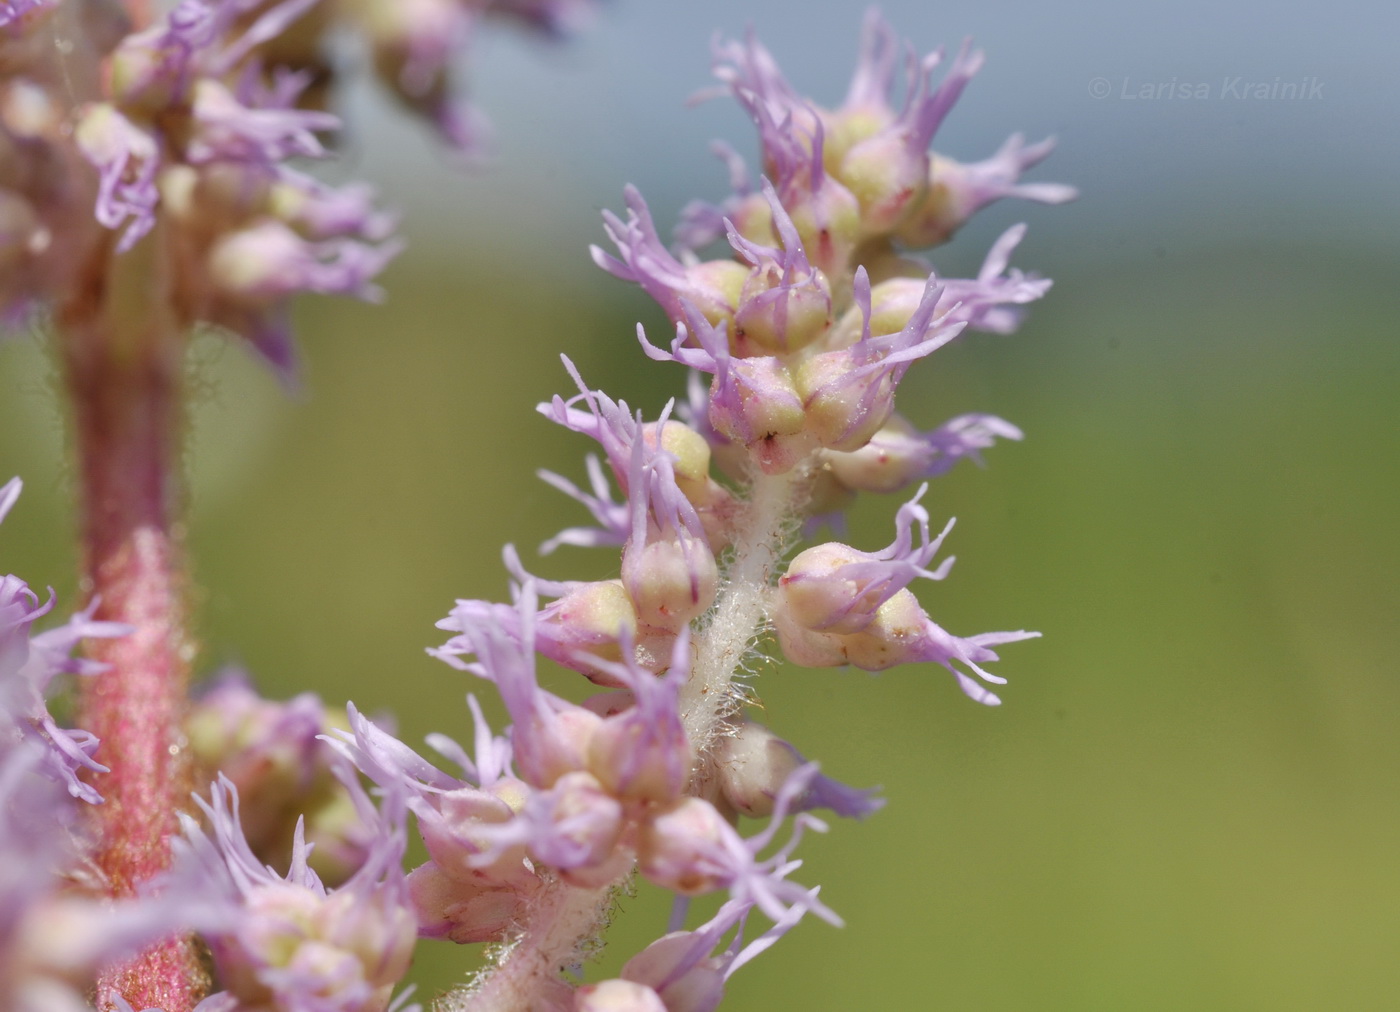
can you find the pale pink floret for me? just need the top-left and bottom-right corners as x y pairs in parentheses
(778, 483), (955, 635)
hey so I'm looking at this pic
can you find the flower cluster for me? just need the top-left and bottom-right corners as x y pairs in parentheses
(318, 11), (1068, 1010)
(0, 0), (594, 376)
(0, 7), (1065, 1012)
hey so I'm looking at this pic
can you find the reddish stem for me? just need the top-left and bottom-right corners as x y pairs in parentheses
(61, 234), (206, 1012)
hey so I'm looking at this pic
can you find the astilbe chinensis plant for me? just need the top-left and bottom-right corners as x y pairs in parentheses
(0, 4), (1070, 1011)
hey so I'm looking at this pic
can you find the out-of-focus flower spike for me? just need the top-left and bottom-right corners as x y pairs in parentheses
(0, 0), (53, 29)
(207, 0), (322, 75)
(2, 483), (128, 803)
(73, 105), (161, 252)
(185, 774), (418, 1012)
(208, 221), (402, 305)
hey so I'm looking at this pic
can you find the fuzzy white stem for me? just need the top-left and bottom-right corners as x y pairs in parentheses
(436, 880), (615, 1012)
(682, 463), (810, 755)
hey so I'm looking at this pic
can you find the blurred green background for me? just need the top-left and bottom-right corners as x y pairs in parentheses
(3, 1), (1399, 1009)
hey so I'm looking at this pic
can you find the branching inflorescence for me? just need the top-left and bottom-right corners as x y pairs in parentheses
(0, 4), (1070, 1012)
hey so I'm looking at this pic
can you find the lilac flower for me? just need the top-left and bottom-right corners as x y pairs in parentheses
(187, 670), (379, 885)
(833, 36), (987, 235)
(792, 268), (965, 452)
(540, 358), (655, 488)
(579, 631), (693, 805)
(778, 484), (955, 635)
(438, 566), (659, 687)
(0, 742), (220, 1012)
(609, 894), (817, 1012)
(638, 306), (813, 474)
(723, 180), (833, 355)
(618, 419), (719, 631)
(327, 699), (543, 942)
(714, 722), (884, 821)
(824, 412), (1024, 494)
(180, 773), (418, 1012)
(638, 765), (840, 927)
(591, 185), (745, 327)
(434, 583), (606, 794)
(1, 478), (127, 804)
(0, 0), (50, 30)
(900, 133), (1079, 246)
(864, 224), (1052, 336)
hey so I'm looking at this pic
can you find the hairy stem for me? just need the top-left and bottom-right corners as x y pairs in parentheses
(439, 880), (616, 1012)
(60, 231), (205, 1012)
(681, 463), (810, 753)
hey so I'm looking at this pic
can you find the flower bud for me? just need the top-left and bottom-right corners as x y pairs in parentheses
(716, 722), (884, 820)
(587, 700), (691, 806)
(621, 535), (718, 632)
(778, 542), (879, 634)
(637, 798), (734, 895)
(418, 783), (533, 888)
(514, 705), (603, 790)
(540, 580), (641, 684)
(794, 347), (897, 452)
(621, 933), (727, 1012)
(822, 416), (926, 493)
(837, 132), (928, 237)
(406, 862), (525, 943)
(775, 179), (862, 283)
(731, 262), (832, 356)
(840, 588), (929, 671)
(575, 979), (668, 1012)
(715, 723), (802, 819)
(529, 771), (626, 875)
(771, 602), (848, 669)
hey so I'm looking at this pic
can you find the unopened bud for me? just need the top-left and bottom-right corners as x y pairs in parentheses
(575, 979), (668, 1012)
(637, 798), (734, 896)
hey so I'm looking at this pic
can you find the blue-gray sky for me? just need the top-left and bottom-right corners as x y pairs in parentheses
(345, 0), (1399, 269)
